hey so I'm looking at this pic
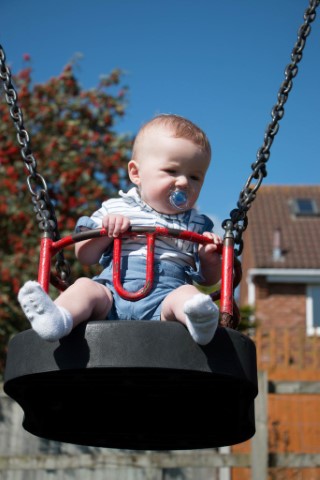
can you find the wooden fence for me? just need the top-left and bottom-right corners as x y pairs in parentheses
(234, 372), (320, 480)
(253, 327), (320, 380)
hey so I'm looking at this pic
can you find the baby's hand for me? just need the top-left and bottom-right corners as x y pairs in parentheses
(102, 214), (130, 238)
(198, 232), (222, 264)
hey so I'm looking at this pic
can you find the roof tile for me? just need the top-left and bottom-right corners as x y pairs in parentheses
(243, 185), (320, 269)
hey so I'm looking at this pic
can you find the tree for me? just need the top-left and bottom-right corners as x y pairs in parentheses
(0, 55), (133, 375)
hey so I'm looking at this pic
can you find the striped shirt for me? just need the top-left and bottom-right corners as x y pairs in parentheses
(76, 188), (213, 269)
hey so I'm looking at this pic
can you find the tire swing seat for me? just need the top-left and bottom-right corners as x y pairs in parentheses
(4, 319), (258, 450)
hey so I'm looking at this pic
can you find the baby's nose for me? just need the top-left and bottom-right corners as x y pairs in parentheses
(175, 175), (188, 187)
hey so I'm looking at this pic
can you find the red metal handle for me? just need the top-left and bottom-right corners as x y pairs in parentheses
(220, 236), (235, 316)
(112, 233), (155, 301)
(111, 227), (223, 301)
(38, 227), (237, 319)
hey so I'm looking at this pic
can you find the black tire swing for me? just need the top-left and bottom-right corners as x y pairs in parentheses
(1, 0), (319, 450)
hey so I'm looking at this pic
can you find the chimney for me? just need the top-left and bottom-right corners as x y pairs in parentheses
(272, 227), (283, 261)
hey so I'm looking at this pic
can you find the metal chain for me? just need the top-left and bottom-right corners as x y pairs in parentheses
(222, 0), (320, 256)
(0, 44), (70, 282)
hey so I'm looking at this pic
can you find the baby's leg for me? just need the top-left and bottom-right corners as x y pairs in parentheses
(161, 285), (219, 345)
(18, 278), (113, 342)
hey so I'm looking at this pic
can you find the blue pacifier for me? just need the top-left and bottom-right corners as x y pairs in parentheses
(169, 190), (189, 210)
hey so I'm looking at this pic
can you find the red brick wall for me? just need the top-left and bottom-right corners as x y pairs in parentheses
(254, 280), (306, 329)
(255, 277), (306, 327)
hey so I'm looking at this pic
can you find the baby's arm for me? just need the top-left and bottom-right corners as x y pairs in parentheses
(197, 232), (222, 286)
(75, 214), (130, 265)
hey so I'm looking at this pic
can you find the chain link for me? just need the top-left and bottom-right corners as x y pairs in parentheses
(223, 0), (320, 256)
(0, 43), (71, 283)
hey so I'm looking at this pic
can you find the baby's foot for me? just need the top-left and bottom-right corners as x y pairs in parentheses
(184, 293), (219, 345)
(18, 281), (73, 342)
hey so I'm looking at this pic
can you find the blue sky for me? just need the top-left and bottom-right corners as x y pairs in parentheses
(2, 0), (320, 235)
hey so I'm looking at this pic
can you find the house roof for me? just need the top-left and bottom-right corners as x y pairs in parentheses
(243, 185), (320, 269)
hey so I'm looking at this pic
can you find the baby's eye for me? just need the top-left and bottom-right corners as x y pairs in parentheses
(190, 175), (201, 181)
(164, 169), (176, 174)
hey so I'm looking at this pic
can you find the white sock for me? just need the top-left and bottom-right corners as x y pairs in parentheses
(184, 293), (219, 345)
(18, 280), (73, 342)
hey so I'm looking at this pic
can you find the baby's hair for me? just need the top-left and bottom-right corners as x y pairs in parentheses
(132, 114), (211, 159)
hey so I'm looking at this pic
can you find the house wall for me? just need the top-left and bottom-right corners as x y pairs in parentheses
(254, 280), (306, 328)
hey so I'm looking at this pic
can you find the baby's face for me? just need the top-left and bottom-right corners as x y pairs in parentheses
(129, 127), (210, 214)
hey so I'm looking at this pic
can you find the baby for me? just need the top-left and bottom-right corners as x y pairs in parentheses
(18, 114), (222, 345)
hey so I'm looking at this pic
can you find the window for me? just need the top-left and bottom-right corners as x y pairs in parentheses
(306, 285), (320, 335)
(292, 198), (319, 216)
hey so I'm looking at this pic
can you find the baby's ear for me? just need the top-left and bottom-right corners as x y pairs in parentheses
(128, 160), (140, 185)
